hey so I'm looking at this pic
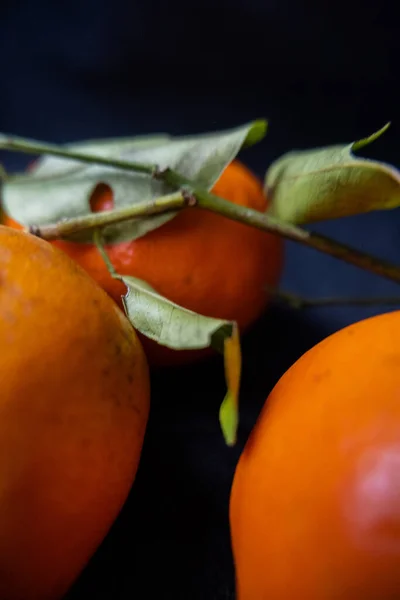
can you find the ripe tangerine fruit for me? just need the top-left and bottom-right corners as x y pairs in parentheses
(4, 160), (284, 366)
(230, 310), (400, 599)
(0, 226), (150, 600)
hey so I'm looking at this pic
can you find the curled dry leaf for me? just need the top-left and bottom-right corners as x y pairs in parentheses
(264, 123), (400, 224)
(120, 275), (242, 446)
(2, 120), (267, 245)
(219, 324), (241, 446)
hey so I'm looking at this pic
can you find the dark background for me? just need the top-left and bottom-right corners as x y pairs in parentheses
(1, 1), (400, 598)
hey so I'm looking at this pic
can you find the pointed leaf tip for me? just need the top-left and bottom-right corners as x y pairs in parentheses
(242, 119), (268, 148)
(219, 391), (239, 447)
(219, 324), (241, 446)
(352, 122), (391, 152)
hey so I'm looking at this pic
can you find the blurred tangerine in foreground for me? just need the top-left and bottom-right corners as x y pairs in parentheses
(4, 160), (284, 366)
(230, 310), (400, 599)
(0, 226), (150, 600)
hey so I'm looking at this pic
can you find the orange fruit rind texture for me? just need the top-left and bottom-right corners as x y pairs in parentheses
(230, 310), (400, 599)
(0, 226), (150, 600)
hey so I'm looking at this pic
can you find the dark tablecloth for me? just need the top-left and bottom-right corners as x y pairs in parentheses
(1, 2), (400, 597)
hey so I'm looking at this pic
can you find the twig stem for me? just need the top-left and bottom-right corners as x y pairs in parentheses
(92, 230), (118, 278)
(30, 191), (186, 240)
(269, 288), (400, 309)
(2, 134), (400, 285)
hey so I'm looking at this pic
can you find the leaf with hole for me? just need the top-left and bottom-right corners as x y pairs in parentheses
(120, 274), (241, 445)
(2, 120), (267, 244)
(264, 123), (400, 224)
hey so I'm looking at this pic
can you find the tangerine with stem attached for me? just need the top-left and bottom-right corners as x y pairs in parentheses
(4, 160), (284, 366)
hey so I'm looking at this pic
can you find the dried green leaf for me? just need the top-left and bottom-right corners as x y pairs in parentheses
(2, 120), (267, 244)
(120, 275), (235, 350)
(264, 123), (400, 224)
(120, 275), (241, 445)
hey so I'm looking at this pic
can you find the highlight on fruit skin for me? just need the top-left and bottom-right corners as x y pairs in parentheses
(3, 160), (284, 367)
(230, 310), (400, 600)
(0, 225), (150, 600)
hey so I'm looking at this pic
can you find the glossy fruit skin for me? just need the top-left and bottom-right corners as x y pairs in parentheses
(3, 160), (283, 366)
(0, 226), (150, 600)
(230, 310), (400, 600)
